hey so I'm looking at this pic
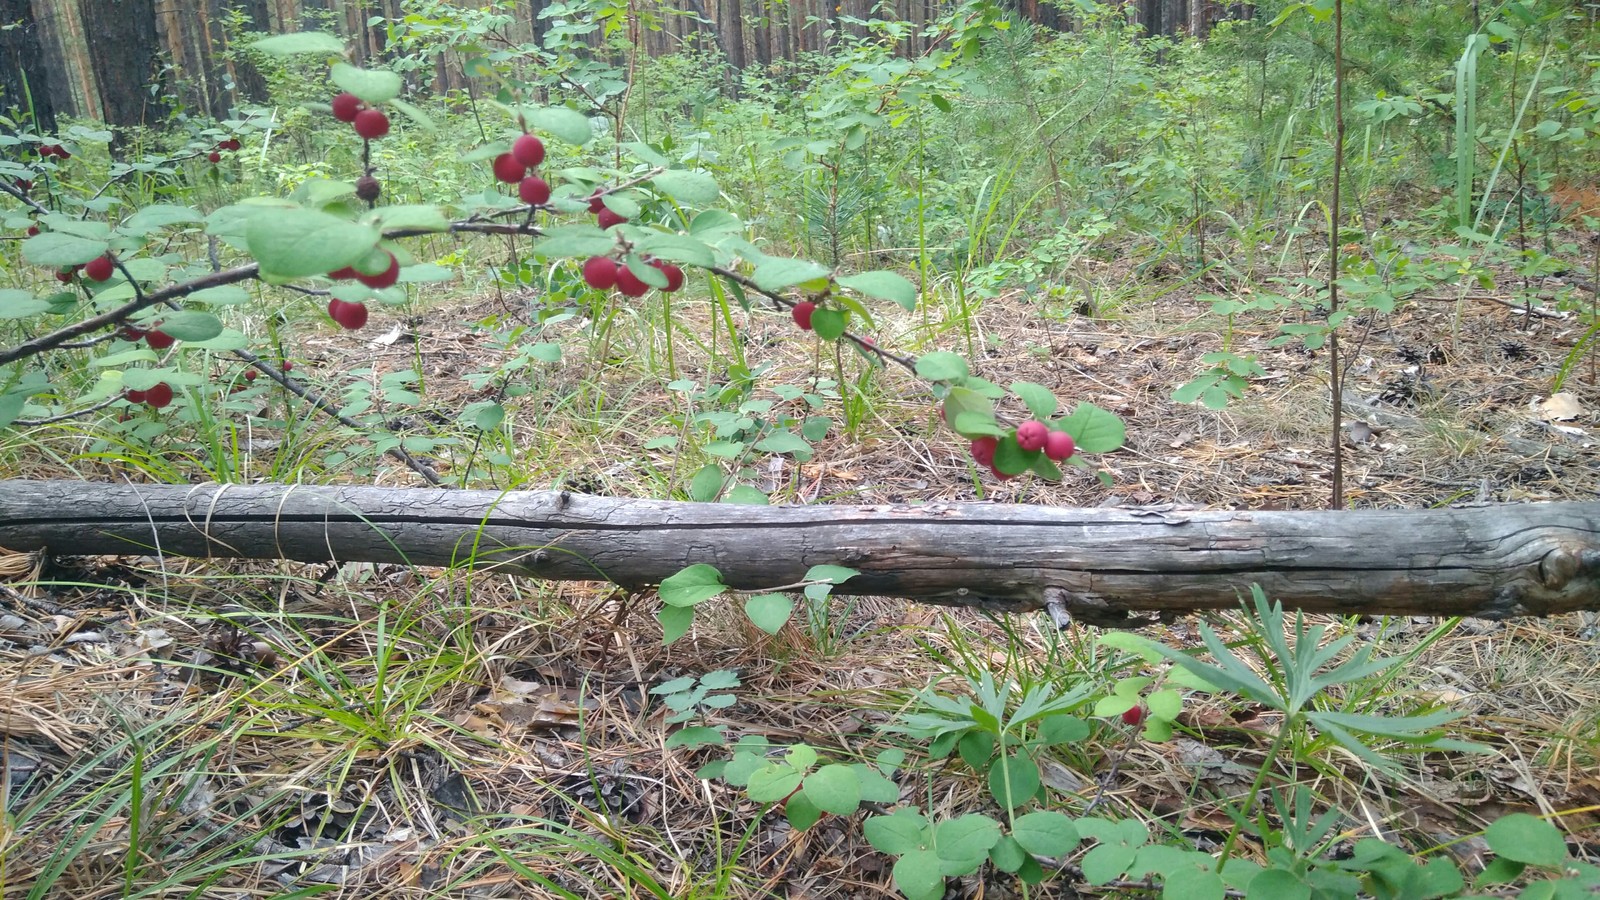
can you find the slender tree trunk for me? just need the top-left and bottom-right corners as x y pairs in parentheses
(0, 0), (58, 132)
(1328, 0), (1346, 508)
(79, 0), (160, 134)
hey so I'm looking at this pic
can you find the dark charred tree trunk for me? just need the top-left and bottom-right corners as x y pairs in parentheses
(0, 0), (58, 133)
(225, 0), (273, 104)
(80, 0), (160, 138)
(722, 0), (746, 72)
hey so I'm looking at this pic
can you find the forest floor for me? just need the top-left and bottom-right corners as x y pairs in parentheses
(2, 244), (1598, 897)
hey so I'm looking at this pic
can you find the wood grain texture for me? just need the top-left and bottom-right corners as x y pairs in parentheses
(1, 480), (1597, 622)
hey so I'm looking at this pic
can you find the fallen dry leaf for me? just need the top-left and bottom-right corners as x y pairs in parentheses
(1536, 392), (1583, 421)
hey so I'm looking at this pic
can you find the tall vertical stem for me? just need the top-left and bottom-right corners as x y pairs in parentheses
(1328, 0), (1345, 510)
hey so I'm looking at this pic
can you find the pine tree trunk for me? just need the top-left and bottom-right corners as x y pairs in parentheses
(0, 0), (59, 132)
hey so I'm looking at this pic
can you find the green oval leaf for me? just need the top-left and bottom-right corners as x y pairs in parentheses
(528, 105), (593, 145)
(245, 208), (379, 280)
(1058, 402), (1126, 454)
(0, 290), (51, 319)
(916, 351), (969, 382)
(746, 763), (803, 803)
(23, 232), (107, 268)
(659, 563), (727, 608)
(1011, 811), (1081, 857)
(249, 32), (345, 55)
(533, 225), (616, 260)
(753, 257), (831, 292)
(154, 311), (223, 342)
(803, 764), (861, 816)
(652, 170), (721, 205)
(1485, 813), (1569, 867)
(892, 849), (945, 900)
(987, 752), (1041, 810)
(330, 63), (402, 103)
(836, 270), (917, 310)
(865, 809), (930, 856)
(743, 593), (793, 634)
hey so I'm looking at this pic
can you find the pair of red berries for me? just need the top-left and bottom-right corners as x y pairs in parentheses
(55, 255), (116, 285)
(37, 144), (70, 160)
(492, 134), (551, 206)
(120, 324), (176, 349)
(206, 138), (242, 164)
(1016, 420), (1075, 461)
(331, 93), (390, 140)
(581, 256), (684, 298)
(328, 250), (400, 290)
(124, 383), (174, 409)
(969, 423), (1076, 479)
(591, 194), (627, 230)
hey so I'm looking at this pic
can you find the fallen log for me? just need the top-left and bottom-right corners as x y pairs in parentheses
(0, 480), (1596, 622)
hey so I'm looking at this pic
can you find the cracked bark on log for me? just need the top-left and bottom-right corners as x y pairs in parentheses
(0, 480), (1596, 624)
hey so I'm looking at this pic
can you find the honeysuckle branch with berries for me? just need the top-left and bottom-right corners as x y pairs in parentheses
(0, 32), (1124, 488)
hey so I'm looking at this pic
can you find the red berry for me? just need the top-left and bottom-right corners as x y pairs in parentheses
(207, 151), (221, 163)
(118, 325), (145, 342)
(1122, 704), (1147, 726)
(16, 179), (32, 193)
(144, 382), (174, 408)
(615, 264), (648, 298)
(54, 269), (74, 283)
(989, 462), (1015, 481)
(1016, 420), (1048, 453)
(55, 146), (70, 160)
(492, 153), (525, 184)
(26, 225), (39, 236)
(355, 175), (381, 202)
(652, 260), (684, 292)
(144, 329), (175, 350)
(245, 369), (259, 381)
(969, 436), (998, 467)
(281, 360), (294, 372)
(354, 252), (400, 289)
(83, 255), (114, 282)
(222, 138), (242, 151)
(518, 175), (551, 205)
(582, 256), (619, 290)
(1044, 430), (1076, 462)
(328, 266), (359, 280)
(512, 133), (545, 168)
(124, 388), (147, 404)
(353, 108), (389, 140)
(587, 194), (607, 214)
(328, 299), (369, 330)
(596, 206), (626, 230)
(331, 92), (363, 123)
(791, 300), (816, 331)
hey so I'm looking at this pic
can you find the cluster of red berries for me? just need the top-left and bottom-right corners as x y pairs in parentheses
(968, 420), (1076, 480)
(124, 383), (174, 409)
(15, 178), (32, 195)
(492, 133), (551, 206)
(207, 137), (242, 164)
(55, 254), (117, 285)
(588, 193), (627, 230)
(36, 144), (70, 160)
(324, 249), (401, 329)
(120, 323), (176, 349)
(580, 255), (683, 298)
(331, 92), (390, 141)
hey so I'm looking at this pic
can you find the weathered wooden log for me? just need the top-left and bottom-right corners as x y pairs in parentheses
(0, 480), (1597, 622)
